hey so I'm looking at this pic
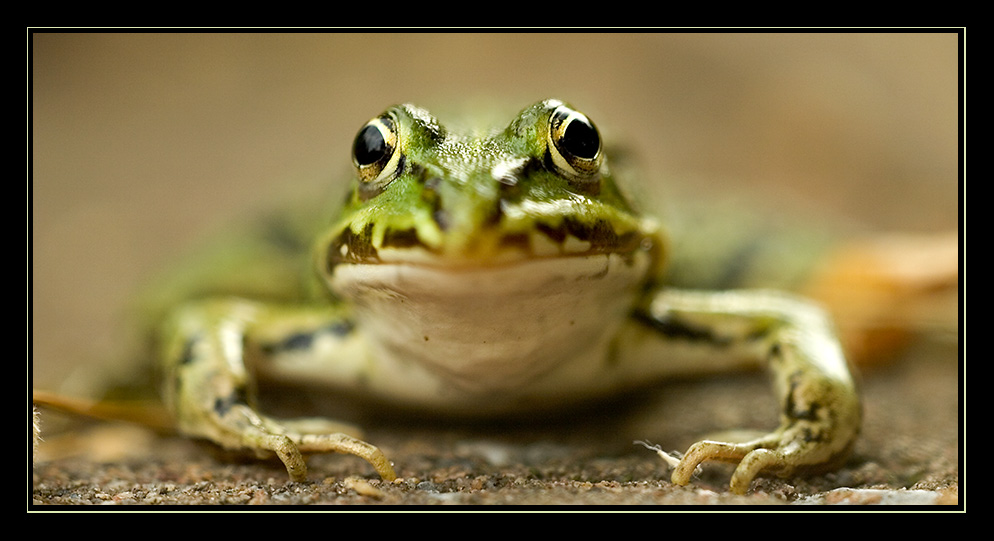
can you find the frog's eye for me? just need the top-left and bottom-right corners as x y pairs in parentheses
(353, 114), (402, 193)
(548, 105), (602, 182)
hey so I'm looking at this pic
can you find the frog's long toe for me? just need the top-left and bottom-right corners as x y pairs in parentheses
(295, 432), (397, 481)
(266, 433), (309, 482)
(671, 439), (757, 492)
(729, 448), (784, 494)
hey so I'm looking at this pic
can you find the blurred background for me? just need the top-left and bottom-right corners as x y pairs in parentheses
(31, 32), (960, 393)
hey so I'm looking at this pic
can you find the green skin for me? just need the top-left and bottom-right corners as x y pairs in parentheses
(157, 99), (860, 494)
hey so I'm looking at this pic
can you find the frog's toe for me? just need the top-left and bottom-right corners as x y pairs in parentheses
(266, 434), (309, 482)
(729, 448), (784, 494)
(294, 431), (397, 481)
(272, 417), (394, 480)
(670, 439), (753, 489)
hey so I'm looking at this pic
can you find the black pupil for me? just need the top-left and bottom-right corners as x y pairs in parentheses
(561, 117), (599, 159)
(353, 123), (388, 166)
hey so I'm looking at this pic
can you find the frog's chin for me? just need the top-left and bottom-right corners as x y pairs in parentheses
(326, 251), (652, 396)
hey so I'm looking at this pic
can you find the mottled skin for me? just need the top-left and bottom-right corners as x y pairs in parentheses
(157, 100), (860, 494)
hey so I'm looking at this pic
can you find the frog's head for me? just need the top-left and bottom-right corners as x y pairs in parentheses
(317, 100), (666, 395)
(320, 99), (663, 276)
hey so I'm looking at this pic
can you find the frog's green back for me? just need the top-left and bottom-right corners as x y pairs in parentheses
(662, 196), (840, 292)
(604, 145), (842, 294)
(136, 199), (337, 328)
(70, 196), (332, 401)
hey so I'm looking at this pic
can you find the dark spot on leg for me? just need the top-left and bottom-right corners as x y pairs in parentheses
(800, 426), (824, 443)
(282, 332), (314, 351)
(213, 387), (249, 417)
(768, 342), (783, 362)
(260, 320), (356, 355)
(179, 335), (200, 365)
(631, 310), (732, 346)
(326, 320), (354, 337)
(784, 370), (821, 421)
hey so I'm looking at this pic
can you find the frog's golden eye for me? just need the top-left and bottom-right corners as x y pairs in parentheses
(353, 114), (402, 193)
(548, 105), (602, 182)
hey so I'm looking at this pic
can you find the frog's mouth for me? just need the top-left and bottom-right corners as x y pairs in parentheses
(324, 216), (658, 272)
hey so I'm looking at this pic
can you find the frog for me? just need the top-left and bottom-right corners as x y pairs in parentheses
(40, 99), (865, 496)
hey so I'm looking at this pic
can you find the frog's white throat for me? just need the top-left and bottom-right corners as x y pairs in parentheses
(328, 252), (650, 399)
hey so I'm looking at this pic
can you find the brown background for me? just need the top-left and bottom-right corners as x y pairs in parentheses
(31, 32), (960, 507)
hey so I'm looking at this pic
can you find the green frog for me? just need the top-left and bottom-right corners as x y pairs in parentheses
(87, 100), (866, 495)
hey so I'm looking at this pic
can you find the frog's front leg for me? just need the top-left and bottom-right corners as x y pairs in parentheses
(633, 289), (861, 494)
(159, 298), (396, 482)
